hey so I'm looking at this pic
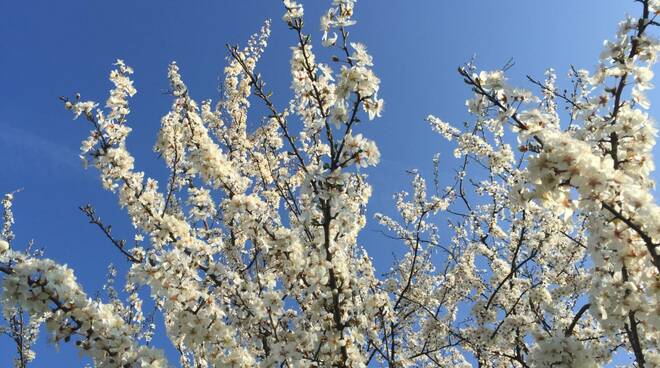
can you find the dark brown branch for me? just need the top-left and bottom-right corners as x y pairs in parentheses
(564, 303), (591, 337)
(601, 202), (659, 272)
(79, 205), (142, 263)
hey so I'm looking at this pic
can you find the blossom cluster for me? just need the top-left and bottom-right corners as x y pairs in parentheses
(397, 3), (659, 366)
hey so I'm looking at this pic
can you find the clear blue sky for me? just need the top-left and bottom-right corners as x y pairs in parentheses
(1, 1), (656, 366)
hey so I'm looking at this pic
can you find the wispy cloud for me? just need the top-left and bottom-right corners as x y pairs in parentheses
(0, 123), (82, 175)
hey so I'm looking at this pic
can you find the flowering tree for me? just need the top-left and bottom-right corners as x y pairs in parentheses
(0, 0), (658, 367)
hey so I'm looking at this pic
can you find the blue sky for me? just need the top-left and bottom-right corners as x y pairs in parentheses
(1, 0), (657, 366)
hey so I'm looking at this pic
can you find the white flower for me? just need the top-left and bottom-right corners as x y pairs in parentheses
(350, 42), (373, 66)
(322, 31), (338, 47)
(363, 96), (383, 120)
(283, 0), (304, 23)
